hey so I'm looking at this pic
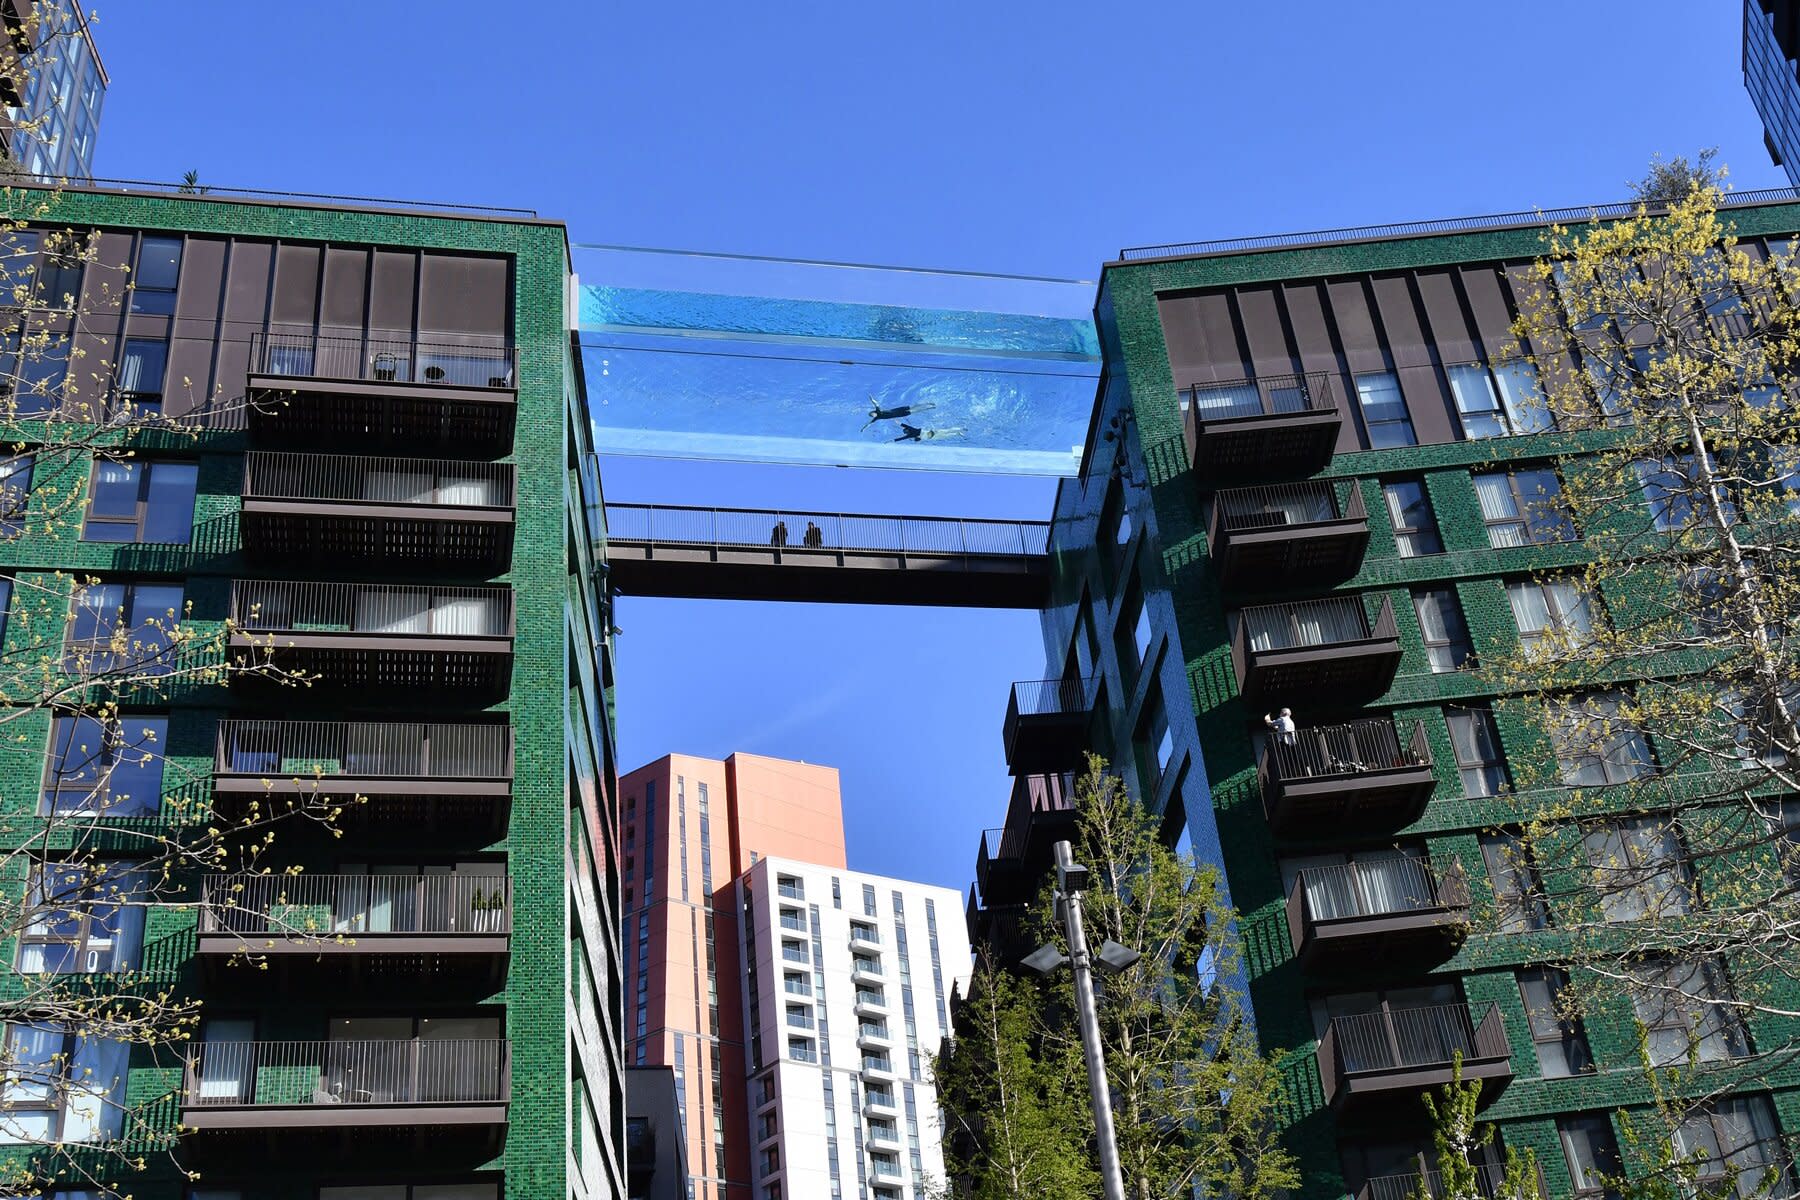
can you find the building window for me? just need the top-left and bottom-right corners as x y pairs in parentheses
(12, 330), (70, 416)
(780, 939), (807, 964)
(1517, 967), (1592, 1077)
(1412, 588), (1474, 673)
(1629, 957), (1750, 1065)
(1354, 371), (1416, 448)
(82, 460), (198, 544)
(1549, 693), (1654, 785)
(19, 860), (148, 973)
(129, 236), (181, 315)
(65, 581), (185, 675)
(862, 883), (876, 917)
(1638, 454), (1733, 532)
(785, 1037), (814, 1063)
(1447, 360), (1550, 438)
(1673, 1096), (1794, 1199)
(1480, 831), (1548, 931)
(116, 338), (168, 411)
(1447, 708), (1509, 798)
(0, 455), (31, 536)
(0, 1024), (128, 1144)
(1581, 816), (1691, 923)
(1506, 578), (1597, 656)
(785, 1005), (813, 1030)
(42, 713), (168, 817)
(1473, 468), (1575, 547)
(1558, 1114), (1624, 1200)
(1382, 479), (1443, 557)
(1772, 800), (1800, 884)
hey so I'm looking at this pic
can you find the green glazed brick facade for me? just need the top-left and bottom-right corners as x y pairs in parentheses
(0, 186), (626, 1200)
(1041, 201), (1800, 1198)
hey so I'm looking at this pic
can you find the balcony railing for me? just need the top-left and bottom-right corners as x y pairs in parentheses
(216, 719), (512, 783)
(251, 331), (517, 391)
(1318, 1002), (1511, 1111)
(1003, 678), (1099, 773)
(199, 873), (512, 941)
(182, 1037), (509, 1112)
(1287, 855), (1469, 972)
(1258, 716), (1435, 838)
(1208, 482), (1369, 590)
(1231, 595), (1400, 708)
(1183, 373), (1341, 480)
(243, 452), (516, 509)
(1360, 1162), (1549, 1200)
(231, 580), (515, 639)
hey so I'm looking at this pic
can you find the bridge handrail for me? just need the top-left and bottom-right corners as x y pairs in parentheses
(603, 502), (1051, 557)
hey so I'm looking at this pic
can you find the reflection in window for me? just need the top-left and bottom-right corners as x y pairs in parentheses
(129, 236), (181, 314)
(1673, 1096), (1796, 1199)
(1480, 831), (1547, 931)
(1549, 693), (1655, 786)
(1507, 578), (1597, 656)
(1581, 816), (1689, 923)
(82, 460), (199, 544)
(1412, 588), (1474, 673)
(42, 714), (168, 817)
(1629, 957), (1749, 1066)
(1474, 468), (1575, 547)
(1382, 479), (1442, 557)
(1354, 371), (1416, 448)
(1448, 361), (1551, 438)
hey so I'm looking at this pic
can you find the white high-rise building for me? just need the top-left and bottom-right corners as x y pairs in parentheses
(737, 856), (972, 1200)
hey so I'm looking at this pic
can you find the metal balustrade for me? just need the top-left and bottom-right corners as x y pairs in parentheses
(183, 1038), (509, 1108)
(1186, 372), (1336, 422)
(229, 580), (515, 638)
(214, 720), (513, 781)
(199, 873), (512, 938)
(1361, 1162), (1547, 1200)
(1320, 1002), (1508, 1080)
(1008, 676), (1097, 718)
(1239, 596), (1385, 651)
(252, 331), (517, 390)
(1215, 481), (1353, 530)
(605, 503), (1049, 557)
(1232, 596), (1400, 709)
(243, 451), (516, 509)
(1264, 717), (1431, 784)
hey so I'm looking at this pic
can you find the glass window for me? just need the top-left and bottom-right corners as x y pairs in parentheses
(786, 1036), (814, 1062)
(1673, 1096), (1794, 1199)
(1474, 468), (1575, 547)
(1637, 455), (1735, 532)
(129, 236), (181, 314)
(1412, 588), (1474, 673)
(1630, 957), (1750, 1066)
(1549, 693), (1655, 786)
(1355, 371), (1416, 448)
(19, 860), (148, 973)
(117, 338), (168, 408)
(14, 330), (70, 416)
(1133, 599), (1153, 666)
(65, 581), (185, 676)
(1447, 708), (1509, 798)
(1581, 816), (1690, 923)
(1773, 800), (1800, 884)
(0, 455), (31, 536)
(1480, 831), (1548, 931)
(1517, 967), (1592, 1077)
(1559, 1114), (1625, 1200)
(1507, 578), (1597, 657)
(42, 714), (168, 817)
(1382, 479), (1442, 557)
(1449, 361), (1551, 438)
(82, 460), (199, 544)
(0, 1024), (128, 1145)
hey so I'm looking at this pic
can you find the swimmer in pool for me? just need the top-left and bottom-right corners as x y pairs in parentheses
(893, 423), (968, 442)
(862, 395), (938, 431)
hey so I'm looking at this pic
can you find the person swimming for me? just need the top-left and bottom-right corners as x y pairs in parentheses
(862, 395), (938, 431)
(893, 423), (968, 443)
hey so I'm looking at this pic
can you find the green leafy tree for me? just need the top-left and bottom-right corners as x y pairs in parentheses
(1067, 755), (1295, 1200)
(1418, 1060), (1541, 1200)
(1628, 150), (1723, 206)
(931, 950), (1096, 1200)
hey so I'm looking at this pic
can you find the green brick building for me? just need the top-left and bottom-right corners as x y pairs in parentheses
(0, 184), (626, 1200)
(978, 194), (1800, 1199)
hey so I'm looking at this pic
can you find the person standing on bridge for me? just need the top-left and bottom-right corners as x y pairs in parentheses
(771, 519), (788, 547)
(803, 521), (823, 548)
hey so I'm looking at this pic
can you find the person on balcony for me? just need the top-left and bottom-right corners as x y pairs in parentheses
(1264, 708), (1296, 746)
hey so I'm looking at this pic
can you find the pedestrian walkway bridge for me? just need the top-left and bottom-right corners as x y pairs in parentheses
(602, 504), (1052, 608)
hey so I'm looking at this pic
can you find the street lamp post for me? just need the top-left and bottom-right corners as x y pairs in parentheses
(1023, 839), (1137, 1200)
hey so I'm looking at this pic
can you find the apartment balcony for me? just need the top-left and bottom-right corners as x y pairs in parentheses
(228, 580), (514, 697)
(1183, 373), (1341, 483)
(214, 719), (512, 837)
(1285, 856), (1469, 974)
(861, 1057), (898, 1082)
(866, 1124), (903, 1151)
(1208, 482), (1368, 591)
(1357, 1161), (1549, 1200)
(863, 1089), (898, 1116)
(1231, 596), (1401, 710)
(1258, 717), (1436, 840)
(853, 986), (888, 1016)
(965, 888), (1034, 965)
(1317, 1002), (1512, 1117)
(851, 960), (885, 986)
(975, 771), (1078, 908)
(180, 1037), (508, 1158)
(849, 927), (882, 949)
(197, 873), (510, 989)
(856, 1023), (893, 1049)
(1003, 677), (1099, 774)
(240, 452), (516, 572)
(246, 331), (518, 456)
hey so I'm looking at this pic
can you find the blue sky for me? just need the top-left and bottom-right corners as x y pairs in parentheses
(90, 2), (1786, 893)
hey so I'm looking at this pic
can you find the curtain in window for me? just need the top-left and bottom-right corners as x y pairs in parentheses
(1190, 383), (1261, 420)
(1473, 475), (1525, 546)
(431, 594), (497, 636)
(1447, 365), (1506, 438)
(436, 473), (501, 507)
(117, 340), (167, 397)
(1352, 851), (1429, 915)
(80, 865), (147, 973)
(363, 469), (433, 505)
(354, 589), (429, 634)
(1673, 1098), (1793, 1199)
(1506, 582), (1552, 645)
(1494, 361), (1551, 433)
